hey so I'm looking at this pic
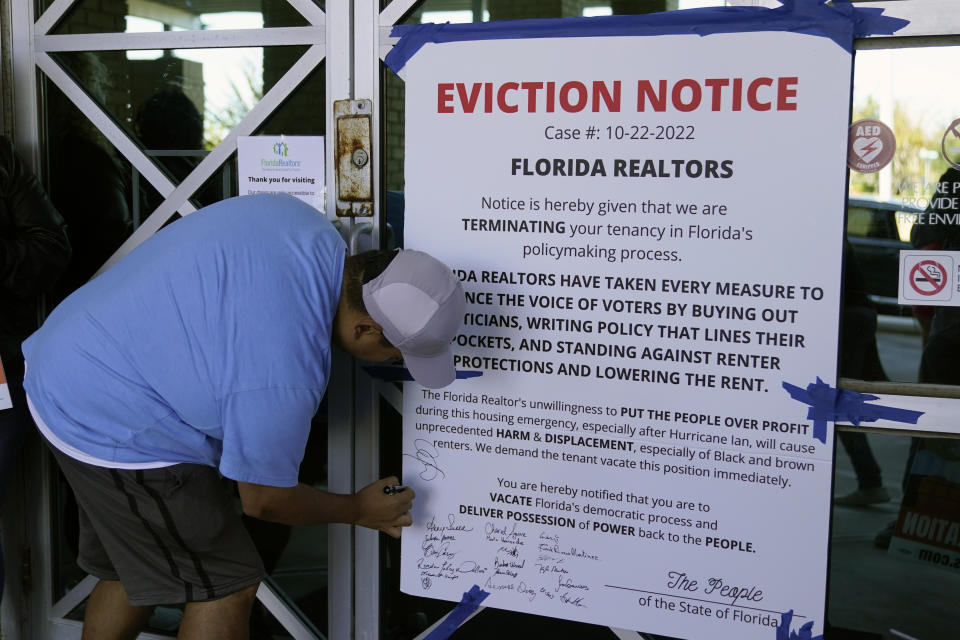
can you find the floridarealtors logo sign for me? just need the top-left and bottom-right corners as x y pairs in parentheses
(261, 140), (301, 169)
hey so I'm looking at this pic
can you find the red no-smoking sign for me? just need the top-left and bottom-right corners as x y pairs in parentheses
(910, 260), (948, 296)
(900, 253), (956, 304)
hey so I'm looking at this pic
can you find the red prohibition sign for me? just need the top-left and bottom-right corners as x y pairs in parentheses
(910, 260), (948, 296)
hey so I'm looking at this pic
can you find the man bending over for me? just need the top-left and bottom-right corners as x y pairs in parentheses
(22, 193), (465, 639)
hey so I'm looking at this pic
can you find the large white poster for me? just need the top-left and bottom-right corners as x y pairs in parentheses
(398, 23), (855, 640)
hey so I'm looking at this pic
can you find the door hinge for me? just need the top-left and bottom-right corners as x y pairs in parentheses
(20, 546), (31, 596)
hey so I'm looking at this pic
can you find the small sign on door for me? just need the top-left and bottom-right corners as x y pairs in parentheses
(237, 135), (325, 211)
(0, 356), (12, 410)
(899, 251), (960, 305)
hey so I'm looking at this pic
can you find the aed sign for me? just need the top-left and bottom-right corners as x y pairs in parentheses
(847, 119), (896, 173)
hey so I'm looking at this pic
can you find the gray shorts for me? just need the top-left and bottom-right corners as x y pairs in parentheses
(50, 447), (265, 606)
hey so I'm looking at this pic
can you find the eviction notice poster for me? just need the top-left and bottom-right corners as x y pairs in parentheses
(390, 8), (899, 639)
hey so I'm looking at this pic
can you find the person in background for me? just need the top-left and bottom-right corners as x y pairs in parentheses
(834, 239), (890, 506)
(910, 166), (960, 387)
(46, 52), (132, 301)
(0, 135), (71, 603)
(873, 166), (960, 548)
(134, 88), (221, 211)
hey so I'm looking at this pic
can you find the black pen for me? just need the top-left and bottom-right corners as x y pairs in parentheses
(383, 484), (407, 495)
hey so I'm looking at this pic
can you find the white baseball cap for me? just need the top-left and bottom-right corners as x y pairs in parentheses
(361, 249), (465, 388)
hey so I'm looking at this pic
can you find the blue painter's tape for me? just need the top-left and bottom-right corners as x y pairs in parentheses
(423, 585), (490, 640)
(385, 0), (908, 72)
(776, 610), (823, 640)
(782, 378), (924, 444)
(362, 365), (483, 383)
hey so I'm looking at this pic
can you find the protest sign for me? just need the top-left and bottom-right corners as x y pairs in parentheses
(392, 6), (906, 638)
(889, 440), (960, 573)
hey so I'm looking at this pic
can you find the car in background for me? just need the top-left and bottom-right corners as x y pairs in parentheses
(846, 197), (924, 314)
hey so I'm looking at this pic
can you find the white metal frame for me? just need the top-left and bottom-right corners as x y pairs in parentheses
(6, 0), (355, 638)
(6, 1), (960, 639)
(362, 0), (960, 638)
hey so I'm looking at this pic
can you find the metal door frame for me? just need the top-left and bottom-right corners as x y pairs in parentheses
(2, 1), (361, 638)
(359, 1), (960, 639)
(5, 1), (960, 639)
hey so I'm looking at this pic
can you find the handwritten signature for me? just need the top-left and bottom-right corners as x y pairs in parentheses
(666, 570), (765, 606)
(559, 592), (586, 607)
(403, 439), (445, 481)
(420, 534), (457, 561)
(556, 575), (589, 592)
(418, 558), (488, 581)
(483, 576), (537, 602)
(536, 543), (600, 562)
(485, 521), (527, 544)
(426, 513), (474, 535)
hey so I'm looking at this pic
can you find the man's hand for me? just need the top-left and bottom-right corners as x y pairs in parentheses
(237, 476), (414, 535)
(353, 476), (415, 538)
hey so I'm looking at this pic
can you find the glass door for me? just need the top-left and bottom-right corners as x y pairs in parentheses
(365, 1), (960, 639)
(6, 1), (365, 638)
(7, 1), (960, 639)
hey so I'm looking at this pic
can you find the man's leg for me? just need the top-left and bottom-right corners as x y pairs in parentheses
(44, 449), (264, 634)
(834, 431), (889, 506)
(178, 583), (259, 640)
(82, 579), (154, 640)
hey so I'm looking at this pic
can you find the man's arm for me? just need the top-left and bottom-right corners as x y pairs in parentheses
(237, 475), (414, 538)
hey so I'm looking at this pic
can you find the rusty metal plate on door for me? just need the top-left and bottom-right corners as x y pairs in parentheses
(334, 99), (372, 217)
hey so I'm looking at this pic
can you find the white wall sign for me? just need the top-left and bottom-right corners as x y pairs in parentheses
(237, 136), (324, 210)
(0, 356), (11, 410)
(397, 26), (852, 640)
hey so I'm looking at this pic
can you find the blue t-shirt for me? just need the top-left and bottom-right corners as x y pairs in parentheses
(22, 194), (346, 487)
